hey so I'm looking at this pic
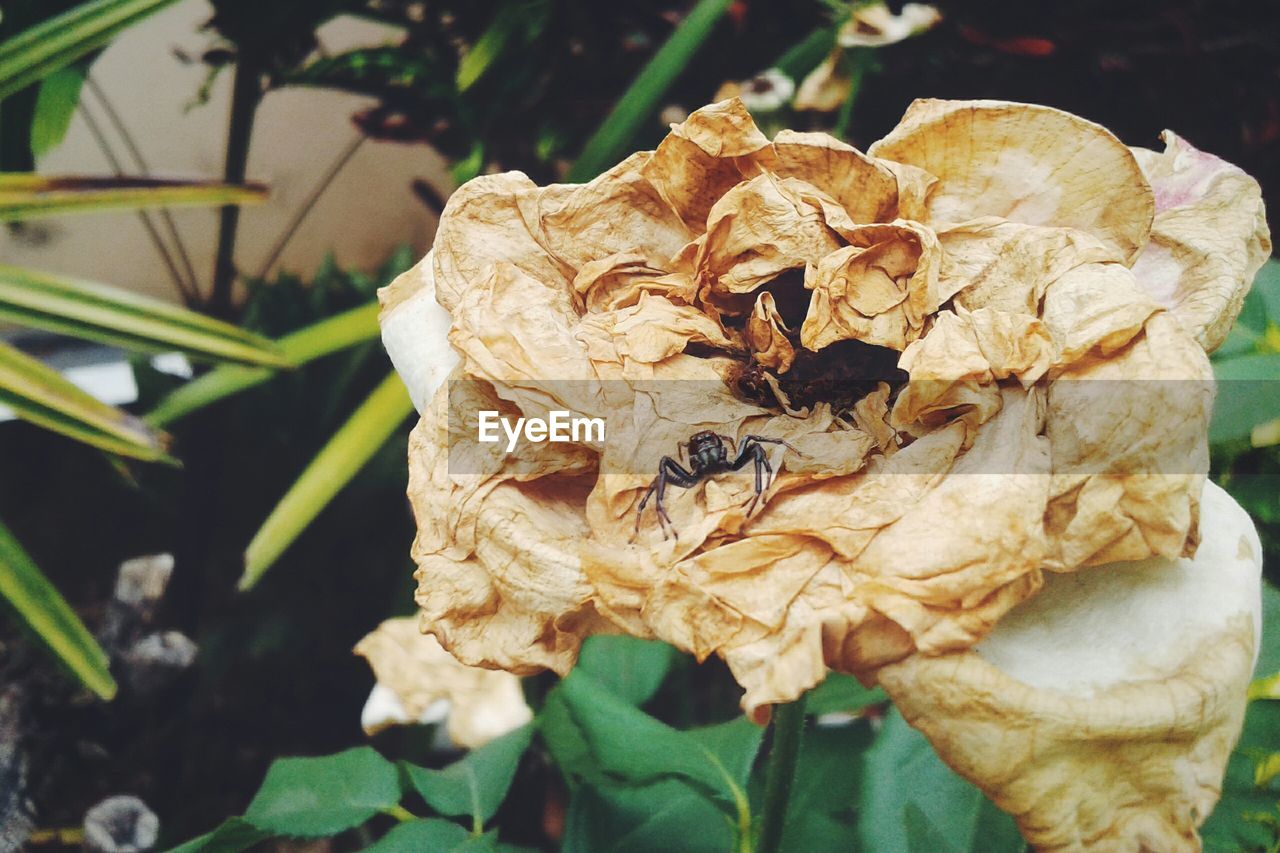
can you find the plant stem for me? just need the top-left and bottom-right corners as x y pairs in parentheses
(209, 57), (261, 318)
(756, 694), (807, 853)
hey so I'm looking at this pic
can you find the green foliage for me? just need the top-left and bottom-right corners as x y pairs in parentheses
(0, 517), (115, 699)
(245, 746), (402, 837)
(575, 635), (676, 705)
(402, 724), (535, 829)
(806, 670), (886, 716)
(859, 709), (1025, 853)
(566, 0), (732, 182)
(0, 0), (180, 101)
(361, 818), (472, 852)
(29, 64), (85, 158)
(1211, 259), (1280, 443)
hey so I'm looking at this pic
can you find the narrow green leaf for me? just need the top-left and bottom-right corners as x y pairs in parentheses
(566, 0), (731, 182)
(1250, 671), (1280, 701)
(0, 516), (116, 699)
(402, 724), (534, 828)
(0, 264), (287, 366)
(362, 819), (471, 853)
(456, 1), (522, 92)
(0, 338), (172, 462)
(562, 781), (734, 853)
(778, 722), (874, 852)
(0, 0), (182, 102)
(145, 301), (379, 427)
(0, 173), (266, 221)
(243, 747), (401, 838)
(30, 65), (86, 159)
(165, 817), (269, 853)
(239, 371), (413, 589)
(575, 635), (675, 705)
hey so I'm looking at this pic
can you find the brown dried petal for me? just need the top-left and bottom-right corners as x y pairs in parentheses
(869, 99), (1154, 264)
(1130, 131), (1272, 352)
(354, 618), (533, 748)
(744, 292), (796, 372)
(878, 481), (1261, 851)
(800, 220), (944, 351)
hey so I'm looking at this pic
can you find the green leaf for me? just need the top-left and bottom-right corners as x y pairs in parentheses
(0, 0), (182, 102)
(773, 26), (837, 81)
(858, 708), (1024, 853)
(1256, 582), (1280, 680)
(566, 0), (731, 182)
(0, 517), (116, 699)
(239, 370), (414, 589)
(243, 747), (401, 838)
(166, 817), (269, 853)
(402, 724), (534, 830)
(455, 1), (522, 92)
(562, 780), (734, 853)
(0, 264), (287, 366)
(545, 670), (761, 817)
(575, 635), (675, 705)
(1210, 353), (1280, 444)
(30, 65), (85, 159)
(805, 671), (886, 717)
(1201, 701), (1280, 851)
(778, 721), (874, 852)
(362, 818), (471, 853)
(145, 301), (379, 427)
(1256, 753), (1280, 787)
(0, 173), (266, 221)
(0, 338), (172, 462)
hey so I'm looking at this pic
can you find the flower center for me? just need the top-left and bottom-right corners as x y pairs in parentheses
(729, 337), (906, 413)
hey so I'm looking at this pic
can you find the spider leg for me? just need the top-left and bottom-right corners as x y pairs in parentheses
(742, 435), (805, 456)
(747, 445), (773, 516)
(635, 456), (699, 540)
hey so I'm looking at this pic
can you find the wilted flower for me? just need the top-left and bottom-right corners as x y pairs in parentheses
(795, 2), (942, 112)
(355, 618), (532, 748)
(712, 68), (796, 113)
(380, 98), (1269, 846)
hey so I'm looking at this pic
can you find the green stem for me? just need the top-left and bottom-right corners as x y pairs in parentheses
(209, 56), (261, 318)
(756, 694), (807, 853)
(381, 804), (418, 823)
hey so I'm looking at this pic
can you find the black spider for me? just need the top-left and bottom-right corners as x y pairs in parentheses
(634, 431), (800, 540)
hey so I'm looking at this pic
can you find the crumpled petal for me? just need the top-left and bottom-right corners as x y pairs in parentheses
(354, 617), (533, 748)
(800, 220), (945, 351)
(869, 99), (1155, 264)
(1129, 130), (1272, 352)
(838, 2), (942, 48)
(877, 481), (1262, 851)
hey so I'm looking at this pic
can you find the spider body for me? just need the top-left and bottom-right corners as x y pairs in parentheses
(635, 431), (800, 540)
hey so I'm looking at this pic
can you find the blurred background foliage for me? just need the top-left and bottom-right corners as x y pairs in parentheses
(1, 0), (1279, 850)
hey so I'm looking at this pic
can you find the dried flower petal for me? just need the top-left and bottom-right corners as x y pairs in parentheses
(877, 481), (1262, 850)
(355, 618), (533, 748)
(1130, 131), (1272, 352)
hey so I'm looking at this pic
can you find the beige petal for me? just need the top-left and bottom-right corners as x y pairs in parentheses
(794, 51), (849, 113)
(378, 250), (460, 414)
(943, 218), (1121, 316)
(869, 99), (1154, 264)
(763, 130), (901, 223)
(642, 98), (771, 232)
(1044, 311), (1213, 568)
(744, 291), (796, 372)
(571, 251), (695, 313)
(696, 173), (846, 295)
(838, 2), (942, 47)
(877, 481), (1262, 852)
(1130, 131), (1272, 352)
(800, 220), (944, 351)
(354, 618), (533, 748)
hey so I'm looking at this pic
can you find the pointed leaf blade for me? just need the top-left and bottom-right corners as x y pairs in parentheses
(0, 517), (116, 699)
(239, 371), (413, 589)
(0, 173), (266, 221)
(0, 264), (287, 366)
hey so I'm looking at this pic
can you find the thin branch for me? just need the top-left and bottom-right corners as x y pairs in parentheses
(84, 76), (201, 301)
(209, 60), (263, 318)
(78, 102), (198, 304)
(254, 133), (367, 281)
